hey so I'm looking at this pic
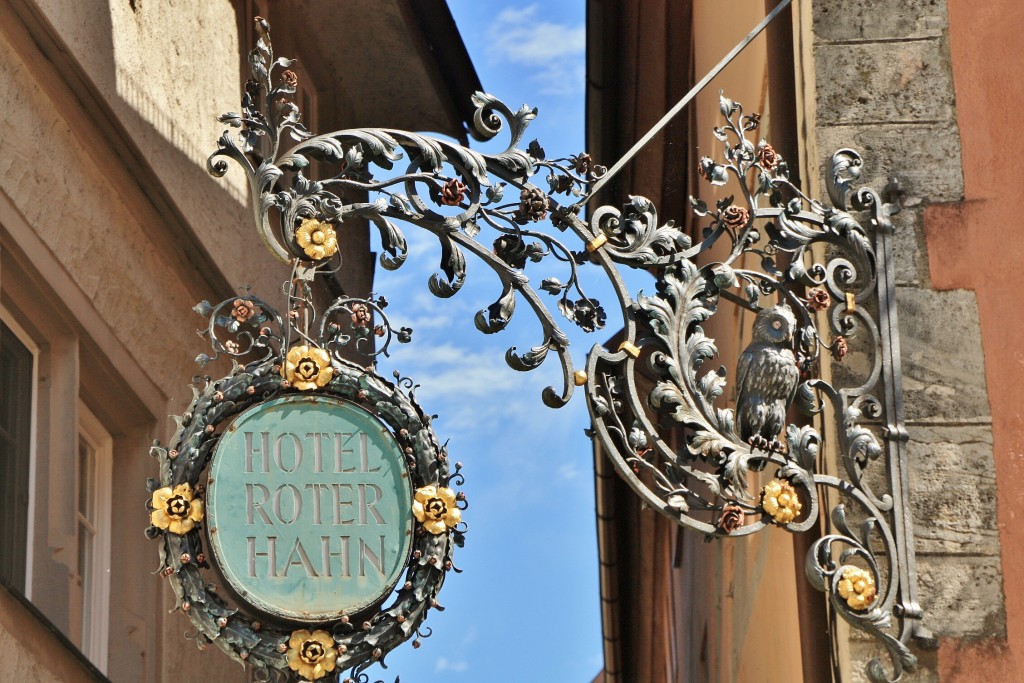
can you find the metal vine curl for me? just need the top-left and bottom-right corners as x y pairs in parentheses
(198, 19), (929, 682)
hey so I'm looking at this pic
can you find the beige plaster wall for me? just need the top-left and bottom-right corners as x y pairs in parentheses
(0, 29), (214, 409)
(33, 0), (286, 297)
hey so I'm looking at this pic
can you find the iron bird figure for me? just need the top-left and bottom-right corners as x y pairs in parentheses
(734, 304), (801, 450)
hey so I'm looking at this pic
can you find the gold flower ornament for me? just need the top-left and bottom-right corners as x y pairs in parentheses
(295, 218), (338, 261)
(150, 483), (204, 535)
(283, 345), (334, 391)
(287, 629), (337, 681)
(413, 485), (462, 535)
(761, 478), (802, 525)
(836, 566), (877, 611)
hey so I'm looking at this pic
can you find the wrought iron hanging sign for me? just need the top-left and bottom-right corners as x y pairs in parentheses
(146, 13), (926, 683)
(146, 285), (466, 681)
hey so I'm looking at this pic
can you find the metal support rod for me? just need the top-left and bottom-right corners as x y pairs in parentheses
(585, 0), (792, 202)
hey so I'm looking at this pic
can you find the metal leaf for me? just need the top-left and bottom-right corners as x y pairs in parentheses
(505, 344), (548, 371)
(474, 285), (516, 334)
(697, 366), (728, 403)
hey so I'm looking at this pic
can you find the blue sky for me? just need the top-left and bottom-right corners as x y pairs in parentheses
(362, 2), (604, 682)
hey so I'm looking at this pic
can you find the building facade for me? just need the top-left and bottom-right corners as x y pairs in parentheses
(0, 1), (479, 680)
(588, 0), (1013, 680)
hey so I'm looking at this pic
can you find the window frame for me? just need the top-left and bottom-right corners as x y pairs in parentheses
(0, 305), (39, 597)
(71, 400), (112, 673)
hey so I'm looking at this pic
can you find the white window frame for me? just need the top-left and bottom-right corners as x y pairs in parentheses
(74, 401), (112, 673)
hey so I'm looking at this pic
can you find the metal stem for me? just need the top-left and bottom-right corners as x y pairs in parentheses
(585, 0), (792, 202)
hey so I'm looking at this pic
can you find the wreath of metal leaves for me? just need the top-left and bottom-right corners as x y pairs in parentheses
(146, 278), (467, 682)
(193, 18), (928, 683)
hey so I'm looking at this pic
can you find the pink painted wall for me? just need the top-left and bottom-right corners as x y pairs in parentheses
(928, 1), (1024, 679)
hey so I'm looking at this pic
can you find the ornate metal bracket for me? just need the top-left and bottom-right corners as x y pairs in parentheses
(198, 19), (927, 682)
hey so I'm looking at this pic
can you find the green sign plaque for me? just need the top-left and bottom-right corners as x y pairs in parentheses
(206, 395), (413, 620)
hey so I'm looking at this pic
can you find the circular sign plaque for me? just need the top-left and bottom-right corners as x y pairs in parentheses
(206, 395), (413, 620)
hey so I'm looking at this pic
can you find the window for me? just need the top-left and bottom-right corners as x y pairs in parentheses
(0, 317), (34, 591)
(69, 402), (112, 672)
(0, 302), (112, 673)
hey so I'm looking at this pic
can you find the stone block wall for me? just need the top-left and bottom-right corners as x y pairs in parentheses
(810, 1), (1004, 679)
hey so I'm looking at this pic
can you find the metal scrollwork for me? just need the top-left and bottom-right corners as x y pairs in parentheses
(182, 19), (928, 682)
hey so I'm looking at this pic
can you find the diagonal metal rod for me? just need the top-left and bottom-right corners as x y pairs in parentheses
(585, 0), (792, 202)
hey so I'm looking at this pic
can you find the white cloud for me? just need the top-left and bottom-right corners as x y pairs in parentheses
(485, 5), (586, 97)
(557, 462), (580, 480)
(435, 656), (470, 673)
(488, 6), (585, 66)
(531, 61), (587, 97)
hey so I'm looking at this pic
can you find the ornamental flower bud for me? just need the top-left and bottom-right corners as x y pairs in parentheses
(350, 303), (372, 326)
(832, 335), (849, 362)
(412, 485), (462, 535)
(439, 178), (468, 206)
(231, 299), (257, 324)
(718, 504), (745, 534)
(518, 187), (550, 222)
(836, 566), (877, 611)
(282, 345), (334, 391)
(757, 142), (780, 172)
(806, 287), (831, 312)
(761, 479), (802, 525)
(721, 204), (750, 231)
(570, 152), (593, 176)
(286, 629), (338, 681)
(150, 483), (204, 535)
(295, 218), (339, 261)
(697, 156), (715, 181)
